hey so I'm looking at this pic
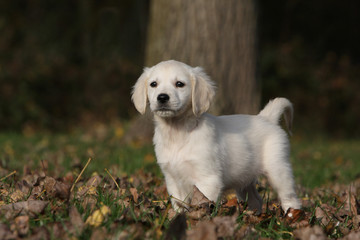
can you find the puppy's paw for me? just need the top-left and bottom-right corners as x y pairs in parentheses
(281, 197), (302, 212)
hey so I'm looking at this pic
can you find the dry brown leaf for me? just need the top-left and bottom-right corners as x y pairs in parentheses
(315, 204), (333, 226)
(14, 215), (29, 237)
(0, 223), (17, 240)
(43, 176), (56, 193)
(69, 206), (84, 233)
(43, 176), (71, 200)
(235, 225), (255, 239)
(90, 227), (108, 240)
(212, 215), (238, 237)
(48, 222), (67, 239)
(167, 208), (177, 220)
(191, 186), (211, 206)
(340, 231), (360, 240)
(154, 184), (168, 199)
(293, 226), (327, 240)
(15, 180), (32, 195)
(130, 188), (139, 203)
(27, 185), (43, 200)
(0, 200), (48, 219)
(340, 190), (359, 216)
(53, 180), (71, 200)
(118, 197), (131, 208)
(284, 208), (305, 224)
(9, 189), (26, 202)
(81, 195), (98, 210)
(353, 215), (360, 231)
(26, 226), (50, 240)
(117, 223), (144, 240)
(224, 198), (238, 207)
(187, 208), (207, 220)
(187, 221), (217, 240)
(86, 175), (102, 188)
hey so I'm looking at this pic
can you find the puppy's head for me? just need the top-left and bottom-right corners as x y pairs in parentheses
(132, 60), (216, 118)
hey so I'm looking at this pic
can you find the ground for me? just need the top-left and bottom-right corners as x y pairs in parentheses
(0, 123), (359, 239)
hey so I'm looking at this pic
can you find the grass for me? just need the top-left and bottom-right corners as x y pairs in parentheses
(1, 126), (359, 188)
(0, 124), (158, 178)
(291, 135), (360, 188)
(0, 124), (359, 239)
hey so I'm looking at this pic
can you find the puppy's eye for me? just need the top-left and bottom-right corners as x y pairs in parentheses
(175, 81), (185, 88)
(150, 81), (157, 88)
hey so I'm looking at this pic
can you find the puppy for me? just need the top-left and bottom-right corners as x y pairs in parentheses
(132, 60), (301, 213)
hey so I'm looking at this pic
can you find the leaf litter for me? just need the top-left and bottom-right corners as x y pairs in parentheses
(0, 161), (359, 239)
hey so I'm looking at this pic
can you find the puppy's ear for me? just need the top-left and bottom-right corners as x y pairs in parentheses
(131, 67), (150, 114)
(191, 67), (216, 116)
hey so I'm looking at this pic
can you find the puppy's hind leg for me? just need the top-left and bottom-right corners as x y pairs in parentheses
(236, 183), (263, 214)
(263, 138), (301, 211)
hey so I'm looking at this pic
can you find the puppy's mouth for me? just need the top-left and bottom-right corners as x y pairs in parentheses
(154, 107), (177, 117)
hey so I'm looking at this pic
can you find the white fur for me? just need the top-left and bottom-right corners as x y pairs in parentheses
(132, 60), (301, 213)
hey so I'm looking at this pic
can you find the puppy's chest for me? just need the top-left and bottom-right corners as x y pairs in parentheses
(155, 138), (199, 164)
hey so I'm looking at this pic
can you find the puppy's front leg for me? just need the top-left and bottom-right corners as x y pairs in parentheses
(163, 174), (191, 211)
(195, 176), (223, 202)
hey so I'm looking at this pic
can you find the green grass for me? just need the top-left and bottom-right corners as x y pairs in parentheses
(0, 126), (158, 178)
(291, 136), (360, 188)
(0, 127), (359, 239)
(1, 129), (359, 189)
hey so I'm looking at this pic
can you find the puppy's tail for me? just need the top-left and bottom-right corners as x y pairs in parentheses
(258, 98), (294, 135)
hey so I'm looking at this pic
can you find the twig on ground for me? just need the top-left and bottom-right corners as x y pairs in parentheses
(70, 158), (92, 192)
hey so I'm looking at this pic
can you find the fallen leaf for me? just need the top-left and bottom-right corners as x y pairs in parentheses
(154, 184), (168, 199)
(191, 186), (211, 206)
(130, 188), (139, 203)
(14, 215), (29, 237)
(235, 225), (256, 239)
(86, 175), (102, 187)
(43, 176), (71, 200)
(116, 223), (144, 239)
(26, 226), (50, 240)
(293, 226), (327, 240)
(0, 200), (48, 219)
(48, 222), (67, 239)
(187, 208), (207, 220)
(284, 208), (305, 224)
(118, 197), (131, 208)
(340, 190), (359, 216)
(85, 204), (111, 227)
(212, 215), (238, 237)
(15, 180), (32, 195)
(340, 231), (360, 240)
(167, 208), (177, 220)
(9, 189), (25, 202)
(53, 180), (71, 200)
(90, 227), (108, 240)
(69, 206), (84, 233)
(0, 223), (17, 240)
(43, 176), (56, 193)
(224, 198), (238, 207)
(315, 204), (332, 226)
(187, 221), (217, 240)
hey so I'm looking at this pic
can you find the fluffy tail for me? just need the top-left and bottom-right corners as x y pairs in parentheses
(258, 98), (294, 135)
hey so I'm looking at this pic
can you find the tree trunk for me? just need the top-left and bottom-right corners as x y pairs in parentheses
(146, 0), (260, 114)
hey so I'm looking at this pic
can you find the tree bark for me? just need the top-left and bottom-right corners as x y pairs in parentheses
(146, 0), (260, 114)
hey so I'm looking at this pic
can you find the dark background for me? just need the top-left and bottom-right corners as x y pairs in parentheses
(0, 0), (359, 138)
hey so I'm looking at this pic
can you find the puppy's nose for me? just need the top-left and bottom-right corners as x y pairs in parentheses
(157, 94), (170, 103)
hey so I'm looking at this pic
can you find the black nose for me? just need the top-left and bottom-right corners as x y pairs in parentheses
(157, 94), (170, 103)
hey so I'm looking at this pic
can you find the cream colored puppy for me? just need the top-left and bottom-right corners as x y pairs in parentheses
(132, 60), (301, 213)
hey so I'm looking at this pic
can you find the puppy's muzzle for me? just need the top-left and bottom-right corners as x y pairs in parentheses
(157, 94), (170, 104)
